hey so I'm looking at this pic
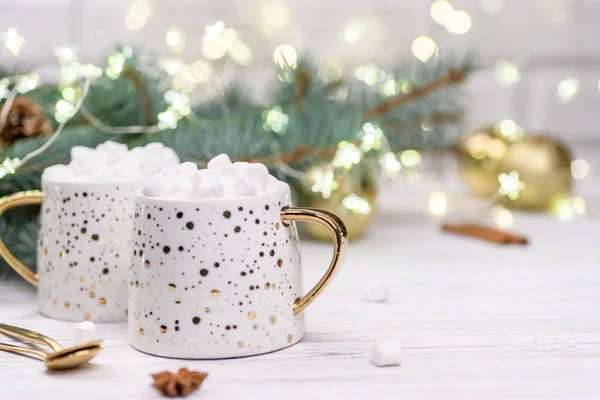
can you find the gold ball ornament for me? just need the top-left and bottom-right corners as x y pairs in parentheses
(497, 135), (572, 209)
(457, 124), (513, 198)
(299, 165), (378, 241)
(458, 124), (572, 210)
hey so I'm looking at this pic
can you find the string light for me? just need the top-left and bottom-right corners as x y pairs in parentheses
(557, 77), (579, 103)
(0, 79), (9, 100)
(332, 141), (362, 169)
(262, 106), (289, 134)
(492, 205), (514, 229)
(444, 10), (472, 35)
(430, 0), (454, 25)
(105, 52), (127, 79)
(571, 159), (590, 180)
(273, 44), (298, 69)
(15, 74), (39, 93)
(479, 0), (505, 15)
(411, 36), (437, 62)
(165, 26), (186, 52)
(496, 119), (524, 141)
(159, 59), (185, 76)
(0, 158), (20, 179)
(1, 28), (25, 56)
(400, 150), (421, 167)
(360, 122), (384, 152)
(258, 0), (291, 35)
(428, 191), (447, 216)
(495, 60), (521, 85)
(498, 171), (525, 200)
(125, 0), (152, 31)
(229, 40), (253, 65)
(553, 197), (577, 222)
(343, 20), (366, 44)
(311, 169), (339, 199)
(202, 21), (236, 60)
(354, 64), (384, 85)
(380, 77), (400, 97)
(342, 194), (372, 215)
(380, 152), (402, 174)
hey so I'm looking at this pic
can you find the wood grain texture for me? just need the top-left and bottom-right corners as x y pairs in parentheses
(0, 188), (599, 399)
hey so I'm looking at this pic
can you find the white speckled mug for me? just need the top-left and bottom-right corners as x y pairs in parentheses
(128, 184), (347, 359)
(0, 178), (143, 322)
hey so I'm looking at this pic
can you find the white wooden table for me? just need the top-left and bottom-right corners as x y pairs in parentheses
(1, 182), (599, 399)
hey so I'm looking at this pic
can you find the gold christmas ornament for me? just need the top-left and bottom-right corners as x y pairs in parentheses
(299, 164), (377, 241)
(458, 123), (572, 210)
(497, 135), (572, 209)
(457, 123), (514, 198)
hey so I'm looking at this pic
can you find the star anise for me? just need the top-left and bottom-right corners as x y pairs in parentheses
(152, 368), (208, 397)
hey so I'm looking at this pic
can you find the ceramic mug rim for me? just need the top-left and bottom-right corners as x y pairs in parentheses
(134, 183), (290, 204)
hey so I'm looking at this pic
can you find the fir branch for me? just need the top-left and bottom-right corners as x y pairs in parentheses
(121, 64), (154, 126)
(364, 68), (467, 120)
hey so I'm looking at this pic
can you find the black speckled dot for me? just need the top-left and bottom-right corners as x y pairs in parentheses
(223, 211), (231, 219)
(234, 226), (241, 233)
(193, 317), (201, 324)
(200, 269), (209, 276)
(186, 222), (194, 230)
(91, 234), (99, 241)
(177, 212), (183, 219)
(163, 246), (171, 254)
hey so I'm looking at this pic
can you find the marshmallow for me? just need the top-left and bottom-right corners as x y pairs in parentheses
(165, 192), (187, 200)
(75, 321), (97, 345)
(141, 156), (286, 200)
(142, 175), (178, 198)
(196, 178), (225, 198)
(232, 177), (259, 197)
(363, 281), (388, 303)
(207, 154), (232, 170)
(245, 163), (269, 190)
(44, 141), (180, 183)
(371, 341), (402, 367)
(43, 164), (77, 181)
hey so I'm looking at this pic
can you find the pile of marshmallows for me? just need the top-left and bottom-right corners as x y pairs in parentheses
(141, 154), (284, 200)
(43, 141), (180, 182)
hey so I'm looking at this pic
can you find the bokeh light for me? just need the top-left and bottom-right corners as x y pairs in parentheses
(273, 44), (298, 69)
(411, 36), (437, 62)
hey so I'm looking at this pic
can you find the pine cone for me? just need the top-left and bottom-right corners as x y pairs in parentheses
(152, 368), (208, 397)
(0, 96), (52, 145)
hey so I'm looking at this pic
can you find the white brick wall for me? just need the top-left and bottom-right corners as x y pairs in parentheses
(1, 0), (599, 143)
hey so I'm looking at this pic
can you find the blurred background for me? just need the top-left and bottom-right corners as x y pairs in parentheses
(1, 0), (598, 141)
(0, 0), (597, 272)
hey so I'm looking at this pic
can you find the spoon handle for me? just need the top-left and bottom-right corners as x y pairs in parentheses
(0, 323), (64, 352)
(0, 341), (48, 362)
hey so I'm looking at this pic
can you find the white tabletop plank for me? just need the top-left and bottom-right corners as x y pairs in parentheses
(1, 181), (600, 399)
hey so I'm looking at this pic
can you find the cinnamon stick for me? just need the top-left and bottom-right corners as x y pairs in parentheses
(441, 223), (528, 245)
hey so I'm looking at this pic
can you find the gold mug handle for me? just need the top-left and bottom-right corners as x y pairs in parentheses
(281, 207), (348, 315)
(0, 190), (44, 286)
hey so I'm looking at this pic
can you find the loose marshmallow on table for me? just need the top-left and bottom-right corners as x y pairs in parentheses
(363, 281), (388, 303)
(75, 321), (97, 345)
(42, 141), (180, 183)
(141, 154), (285, 200)
(371, 341), (402, 367)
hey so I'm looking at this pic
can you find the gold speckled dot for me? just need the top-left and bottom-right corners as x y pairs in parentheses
(89, 291), (96, 299)
(253, 324), (259, 330)
(84, 313), (90, 321)
(270, 315), (277, 324)
(98, 297), (107, 305)
(272, 283), (277, 289)
(139, 328), (144, 336)
(135, 318), (139, 324)
(248, 311), (257, 320)
(168, 283), (176, 292)
(52, 299), (57, 307)
(237, 341), (244, 348)
(287, 334), (293, 343)
(160, 325), (167, 333)
(264, 282), (271, 289)
(175, 298), (181, 304)
(276, 222), (280, 230)
(210, 289), (220, 298)
(79, 277), (85, 283)
(43, 247), (48, 255)
(144, 260), (151, 268)
(64, 301), (70, 308)
(205, 307), (210, 313)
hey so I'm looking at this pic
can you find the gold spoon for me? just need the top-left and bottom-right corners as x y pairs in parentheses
(0, 323), (102, 370)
